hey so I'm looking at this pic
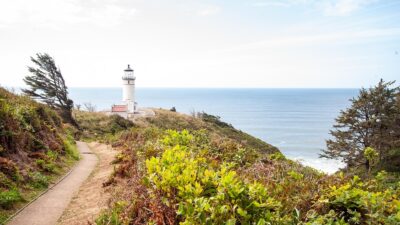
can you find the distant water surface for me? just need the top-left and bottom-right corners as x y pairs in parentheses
(69, 88), (358, 173)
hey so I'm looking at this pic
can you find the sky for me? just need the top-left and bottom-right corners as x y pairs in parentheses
(0, 0), (399, 88)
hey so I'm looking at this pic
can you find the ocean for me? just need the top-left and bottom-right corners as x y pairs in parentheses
(69, 88), (359, 173)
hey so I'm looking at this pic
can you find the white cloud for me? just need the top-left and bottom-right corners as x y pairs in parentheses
(322, 0), (378, 16)
(86, 4), (136, 27)
(252, 0), (313, 7)
(197, 5), (220, 16)
(252, 1), (292, 7)
(0, 0), (136, 29)
(226, 27), (400, 51)
(252, 0), (379, 16)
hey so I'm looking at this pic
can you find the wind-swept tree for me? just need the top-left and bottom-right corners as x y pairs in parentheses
(23, 53), (78, 127)
(321, 79), (399, 170)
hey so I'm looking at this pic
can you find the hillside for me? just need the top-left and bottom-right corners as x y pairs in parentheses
(0, 87), (79, 223)
(75, 109), (400, 225)
(75, 109), (278, 154)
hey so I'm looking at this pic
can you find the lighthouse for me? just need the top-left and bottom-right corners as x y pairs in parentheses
(122, 64), (136, 113)
(110, 64), (141, 118)
(110, 64), (152, 119)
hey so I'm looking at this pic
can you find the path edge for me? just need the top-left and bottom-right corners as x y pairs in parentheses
(4, 143), (83, 224)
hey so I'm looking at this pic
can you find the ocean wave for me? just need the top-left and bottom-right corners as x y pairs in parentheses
(289, 156), (345, 174)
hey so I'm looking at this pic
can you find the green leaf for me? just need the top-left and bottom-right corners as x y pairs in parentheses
(226, 218), (236, 225)
(257, 218), (266, 225)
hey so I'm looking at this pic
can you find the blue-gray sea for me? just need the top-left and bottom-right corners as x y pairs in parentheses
(69, 88), (358, 173)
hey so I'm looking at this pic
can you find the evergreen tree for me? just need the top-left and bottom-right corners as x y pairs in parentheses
(321, 80), (399, 169)
(22, 53), (78, 127)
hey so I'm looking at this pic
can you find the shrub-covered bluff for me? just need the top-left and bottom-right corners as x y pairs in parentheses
(0, 87), (79, 223)
(75, 109), (400, 225)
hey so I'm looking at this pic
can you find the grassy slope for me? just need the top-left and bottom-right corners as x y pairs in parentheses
(74, 109), (277, 154)
(142, 109), (279, 154)
(0, 87), (79, 223)
(73, 110), (134, 141)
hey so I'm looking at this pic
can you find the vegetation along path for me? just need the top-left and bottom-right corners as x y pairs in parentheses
(8, 142), (98, 225)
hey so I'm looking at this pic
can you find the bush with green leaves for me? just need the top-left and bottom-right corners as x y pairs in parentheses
(145, 130), (287, 224)
(63, 135), (80, 160)
(28, 172), (49, 189)
(0, 189), (22, 209)
(364, 147), (379, 174)
(96, 201), (127, 225)
(308, 176), (400, 224)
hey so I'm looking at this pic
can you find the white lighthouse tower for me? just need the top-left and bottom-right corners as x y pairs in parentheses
(122, 64), (136, 113)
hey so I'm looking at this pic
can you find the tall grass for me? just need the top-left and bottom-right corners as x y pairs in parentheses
(64, 134), (80, 160)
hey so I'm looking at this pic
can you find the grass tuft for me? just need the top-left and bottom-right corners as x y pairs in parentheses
(64, 136), (80, 161)
(0, 189), (22, 209)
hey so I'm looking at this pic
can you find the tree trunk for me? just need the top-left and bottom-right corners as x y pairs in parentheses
(366, 159), (370, 175)
(58, 109), (80, 129)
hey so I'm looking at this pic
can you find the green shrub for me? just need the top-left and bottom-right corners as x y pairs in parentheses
(305, 210), (349, 225)
(73, 110), (134, 141)
(0, 212), (8, 225)
(46, 150), (58, 162)
(29, 172), (49, 189)
(109, 115), (134, 134)
(313, 176), (400, 224)
(199, 112), (233, 128)
(95, 201), (127, 225)
(0, 172), (16, 189)
(162, 129), (194, 147)
(0, 189), (22, 209)
(268, 152), (286, 160)
(63, 136), (79, 160)
(35, 159), (56, 172)
(33, 150), (65, 173)
(364, 147), (379, 174)
(146, 131), (286, 224)
(288, 171), (304, 180)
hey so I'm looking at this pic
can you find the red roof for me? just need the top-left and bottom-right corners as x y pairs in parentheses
(111, 105), (127, 112)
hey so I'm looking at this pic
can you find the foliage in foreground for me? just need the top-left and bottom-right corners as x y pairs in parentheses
(97, 129), (400, 225)
(312, 174), (400, 224)
(145, 132), (285, 224)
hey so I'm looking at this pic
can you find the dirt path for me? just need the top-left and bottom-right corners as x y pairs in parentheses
(8, 141), (98, 225)
(57, 142), (117, 225)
